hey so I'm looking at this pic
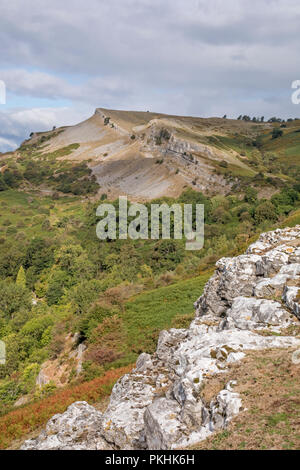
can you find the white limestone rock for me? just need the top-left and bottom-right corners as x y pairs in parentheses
(21, 402), (112, 450)
(210, 388), (242, 431)
(283, 286), (300, 319)
(21, 225), (300, 451)
(224, 297), (294, 329)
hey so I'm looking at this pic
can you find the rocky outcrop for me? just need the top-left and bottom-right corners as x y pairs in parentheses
(35, 334), (86, 389)
(21, 226), (300, 450)
(20, 402), (113, 450)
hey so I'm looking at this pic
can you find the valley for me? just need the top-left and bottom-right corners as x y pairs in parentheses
(0, 109), (299, 449)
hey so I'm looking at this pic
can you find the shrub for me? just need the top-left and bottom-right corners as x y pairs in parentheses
(0, 281), (31, 320)
(272, 128), (283, 139)
(86, 346), (121, 365)
(244, 187), (258, 204)
(46, 269), (71, 305)
(0, 365), (133, 449)
(21, 315), (54, 344)
(255, 201), (278, 223)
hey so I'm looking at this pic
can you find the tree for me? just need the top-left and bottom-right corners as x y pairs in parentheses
(211, 206), (231, 224)
(25, 238), (54, 274)
(0, 175), (8, 191)
(0, 280), (31, 319)
(3, 169), (22, 188)
(46, 269), (71, 306)
(254, 201), (277, 224)
(244, 187), (258, 204)
(16, 266), (26, 288)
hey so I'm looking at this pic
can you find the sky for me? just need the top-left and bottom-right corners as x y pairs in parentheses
(1, 0), (300, 152)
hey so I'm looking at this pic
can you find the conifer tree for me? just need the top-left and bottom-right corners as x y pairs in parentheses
(16, 266), (26, 288)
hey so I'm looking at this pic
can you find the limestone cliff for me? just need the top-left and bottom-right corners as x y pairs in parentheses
(21, 226), (300, 450)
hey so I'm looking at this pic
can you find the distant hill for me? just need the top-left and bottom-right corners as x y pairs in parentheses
(0, 109), (299, 449)
(1, 108), (299, 200)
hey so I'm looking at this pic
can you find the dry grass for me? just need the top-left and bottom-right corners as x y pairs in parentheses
(0, 364), (134, 450)
(189, 348), (300, 450)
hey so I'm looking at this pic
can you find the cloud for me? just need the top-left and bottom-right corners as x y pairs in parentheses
(0, 106), (92, 152)
(0, 0), (300, 151)
(0, 137), (18, 152)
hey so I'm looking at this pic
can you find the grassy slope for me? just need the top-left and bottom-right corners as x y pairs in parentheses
(0, 273), (211, 449)
(189, 346), (300, 450)
(280, 208), (300, 228)
(261, 123), (300, 173)
(2, 112), (299, 198)
(0, 364), (133, 449)
(0, 189), (84, 239)
(0, 113), (299, 448)
(123, 273), (212, 356)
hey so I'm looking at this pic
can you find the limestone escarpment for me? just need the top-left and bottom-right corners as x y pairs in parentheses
(21, 226), (300, 450)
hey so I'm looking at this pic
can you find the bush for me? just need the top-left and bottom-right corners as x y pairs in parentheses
(0, 176), (8, 191)
(254, 201), (278, 223)
(86, 346), (121, 365)
(67, 279), (105, 315)
(21, 315), (54, 344)
(2, 169), (22, 188)
(272, 128), (283, 139)
(0, 281), (31, 319)
(155, 128), (171, 145)
(79, 303), (118, 340)
(244, 187), (258, 204)
(46, 269), (71, 305)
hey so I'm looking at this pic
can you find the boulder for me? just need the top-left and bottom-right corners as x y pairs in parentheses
(21, 402), (112, 450)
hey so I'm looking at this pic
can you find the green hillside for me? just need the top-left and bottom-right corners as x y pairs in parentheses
(0, 114), (299, 446)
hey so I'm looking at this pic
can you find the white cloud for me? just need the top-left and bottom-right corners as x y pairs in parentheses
(0, 106), (92, 152)
(0, 137), (18, 152)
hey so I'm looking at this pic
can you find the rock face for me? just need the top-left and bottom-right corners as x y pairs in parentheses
(35, 334), (86, 389)
(21, 226), (300, 451)
(20, 402), (113, 450)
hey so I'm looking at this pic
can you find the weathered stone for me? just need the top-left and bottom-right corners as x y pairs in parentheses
(283, 286), (300, 319)
(136, 353), (153, 372)
(210, 387), (242, 431)
(21, 402), (112, 450)
(21, 225), (300, 451)
(224, 297), (293, 329)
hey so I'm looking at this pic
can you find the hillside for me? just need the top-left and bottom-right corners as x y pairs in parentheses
(0, 109), (299, 450)
(1, 109), (299, 201)
(20, 226), (300, 450)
